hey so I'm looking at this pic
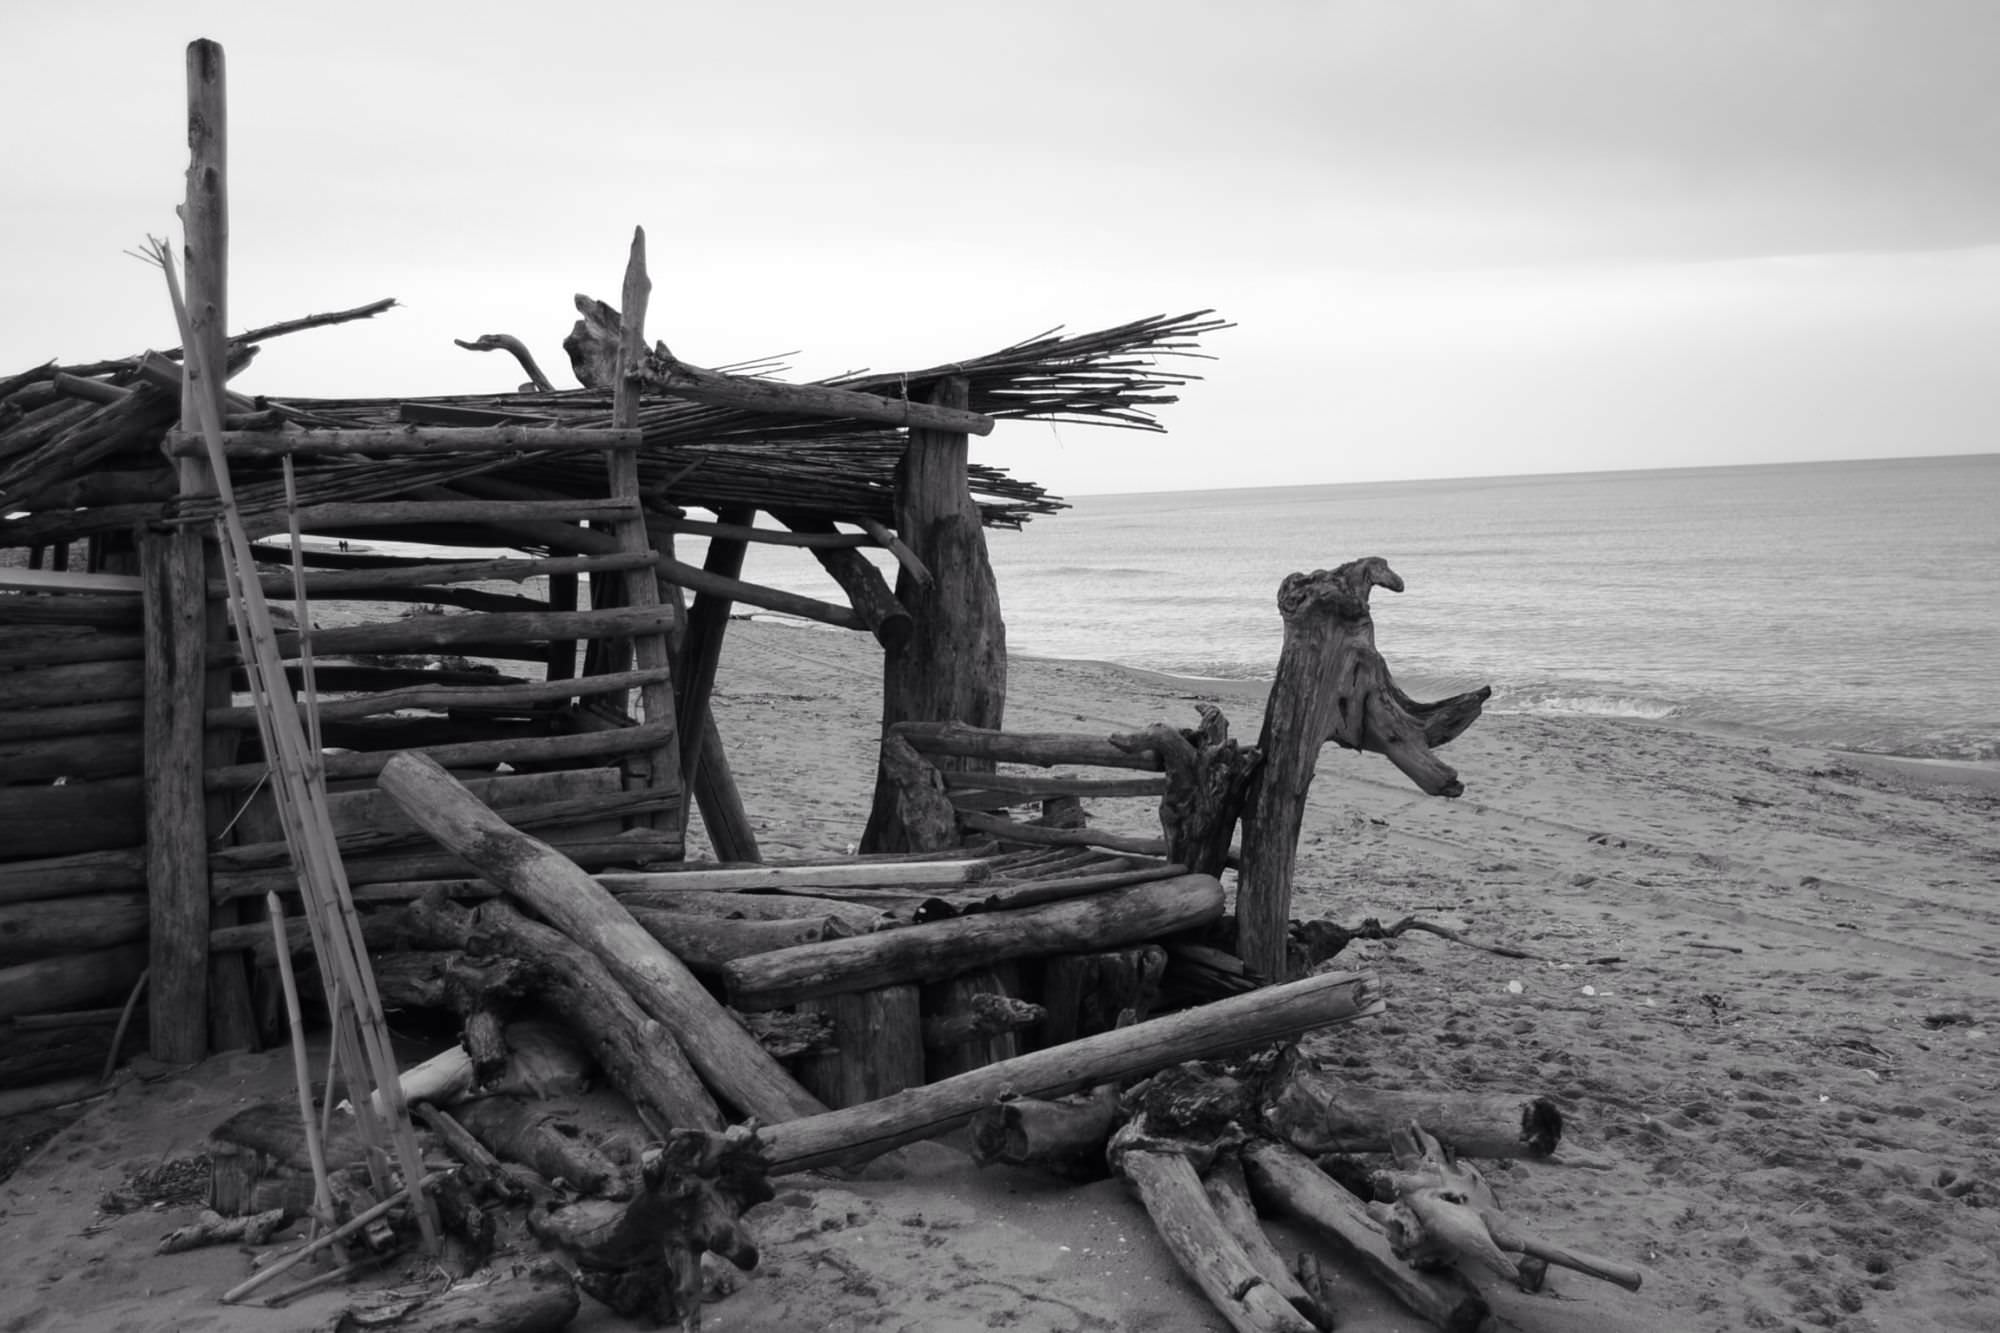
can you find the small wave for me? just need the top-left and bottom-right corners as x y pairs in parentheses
(1497, 691), (1681, 721)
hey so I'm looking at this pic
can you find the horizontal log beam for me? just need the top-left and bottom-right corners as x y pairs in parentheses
(204, 721), (680, 791)
(654, 554), (866, 632)
(653, 515), (872, 550)
(957, 811), (1171, 858)
(239, 497), (637, 538)
(760, 968), (1384, 1174)
(163, 426), (646, 458)
(0, 847), (148, 904)
(722, 874), (1224, 1010)
(941, 771), (1169, 798)
(216, 603), (678, 666)
(595, 861), (989, 895)
(0, 661), (145, 708)
(894, 721), (1164, 771)
(211, 552), (657, 601)
(205, 665), (675, 730)
(0, 697), (145, 743)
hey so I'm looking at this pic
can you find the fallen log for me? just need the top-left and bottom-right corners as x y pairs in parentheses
(721, 874), (1224, 1011)
(405, 893), (723, 1132)
(967, 1085), (1121, 1178)
(1262, 1059), (1564, 1160)
(1114, 1145), (1319, 1333)
(1205, 1156), (1332, 1331)
(761, 968), (1381, 1174)
(1243, 1138), (1489, 1333)
(378, 755), (822, 1122)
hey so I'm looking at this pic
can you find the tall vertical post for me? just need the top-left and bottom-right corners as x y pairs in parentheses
(146, 37), (233, 1061)
(142, 523), (208, 1061)
(862, 375), (1007, 851)
(606, 227), (683, 829)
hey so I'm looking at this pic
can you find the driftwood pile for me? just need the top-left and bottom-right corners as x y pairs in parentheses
(152, 558), (1637, 1331)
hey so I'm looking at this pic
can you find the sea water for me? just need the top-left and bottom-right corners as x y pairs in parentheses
(744, 453), (2000, 763)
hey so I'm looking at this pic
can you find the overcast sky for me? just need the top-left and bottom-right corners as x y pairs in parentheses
(4, 1), (1996, 496)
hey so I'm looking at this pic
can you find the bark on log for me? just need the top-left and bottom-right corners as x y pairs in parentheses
(1109, 705), (1261, 877)
(379, 753), (823, 1123)
(1242, 1139), (1489, 1333)
(615, 890), (886, 931)
(405, 893), (722, 1132)
(1238, 559), (1490, 980)
(1262, 1061), (1564, 1160)
(722, 875), (1223, 1012)
(761, 968), (1381, 1174)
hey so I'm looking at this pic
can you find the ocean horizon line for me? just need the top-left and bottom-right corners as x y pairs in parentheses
(1061, 447), (1998, 501)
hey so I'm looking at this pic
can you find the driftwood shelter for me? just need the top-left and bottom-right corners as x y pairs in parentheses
(0, 40), (1638, 1333)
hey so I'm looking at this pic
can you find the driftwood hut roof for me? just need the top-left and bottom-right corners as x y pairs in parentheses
(0, 309), (1226, 548)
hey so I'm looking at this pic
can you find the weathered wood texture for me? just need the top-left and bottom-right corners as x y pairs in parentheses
(722, 874), (1224, 1011)
(0, 895), (148, 966)
(1115, 1148), (1319, 1333)
(797, 985), (927, 1109)
(1238, 559), (1489, 980)
(1243, 1139), (1489, 1333)
(404, 893), (721, 1131)
(0, 943), (148, 1020)
(378, 752), (823, 1122)
(761, 968), (1382, 1174)
(1263, 1062), (1563, 1160)
(862, 377), (1007, 852)
(1110, 705), (1261, 877)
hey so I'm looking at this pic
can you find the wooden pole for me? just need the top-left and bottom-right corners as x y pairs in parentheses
(862, 376), (1008, 852)
(140, 524), (209, 1061)
(675, 502), (748, 796)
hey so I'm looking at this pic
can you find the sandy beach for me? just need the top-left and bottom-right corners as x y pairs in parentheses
(3, 617), (1996, 1332)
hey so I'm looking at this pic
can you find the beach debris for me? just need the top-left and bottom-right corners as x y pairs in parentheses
(527, 1125), (770, 1326)
(1369, 1123), (1645, 1293)
(157, 1205), (287, 1254)
(327, 1260), (579, 1332)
